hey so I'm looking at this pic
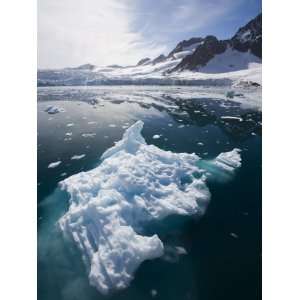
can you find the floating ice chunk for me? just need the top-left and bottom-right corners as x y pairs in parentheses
(197, 142), (204, 146)
(230, 232), (239, 239)
(70, 154), (86, 160)
(152, 134), (161, 139)
(45, 105), (64, 114)
(221, 116), (243, 122)
(65, 132), (72, 136)
(151, 289), (158, 297)
(178, 125), (185, 128)
(162, 245), (188, 263)
(82, 133), (96, 138)
(48, 161), (61, 168)
(66, 123), (74, 127)
(59, 121), (241, 294)
(196, 148), (241, 181)
(109, 124), (116, 128)
(175, 246), (188, 255)
(213, 148), (241, 173)
(88, 121), (97, 125)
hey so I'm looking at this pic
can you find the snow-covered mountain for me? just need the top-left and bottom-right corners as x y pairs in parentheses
(172, 14), (261, 72)
(38, 14), (261, 87)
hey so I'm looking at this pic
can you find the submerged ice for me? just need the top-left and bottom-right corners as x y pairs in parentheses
(58, 121), (241, 294)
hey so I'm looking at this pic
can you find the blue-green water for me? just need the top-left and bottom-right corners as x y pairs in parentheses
(38, 86), (261, 300)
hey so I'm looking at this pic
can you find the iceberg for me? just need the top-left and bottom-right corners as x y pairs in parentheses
(48, 161), (62, 168)
(152, 134), (161, 139)
(70, 154), (86, 160)
(213, 148), (242, 172)
(59, 121), (241, 294)
(82, 133), (96, 138)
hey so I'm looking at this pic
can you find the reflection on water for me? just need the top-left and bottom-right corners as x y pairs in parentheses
(38, 86), (261, 300)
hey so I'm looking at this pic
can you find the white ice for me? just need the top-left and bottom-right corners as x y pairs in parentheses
(213, 148), (241, 173)
(59, 121), (241, 294)
(221, 116), (243, 122)
(48, 161), (62, 168)
(82, 133), (96, 138)
(70, 154), (86, 160)
(151, 289), (158, 297)
(198, 48), (261, 73)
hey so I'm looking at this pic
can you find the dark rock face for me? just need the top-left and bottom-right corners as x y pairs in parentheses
(136, 58), (151, 66)
(152, 54), (166, 65)
(168, 37), (204, 58)
(173, 36), (228, 71)
(171, 13), (262, 72)
(231, 13), (262, 58)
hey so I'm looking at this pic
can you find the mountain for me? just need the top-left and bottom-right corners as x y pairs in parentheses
(167, 37), (204, 59)
(172, 13), (261, 72)
(136, 58), (151, 66)
(151, 54), (167, 65)
(38, 14), (262, 87)
(68, 63), (96, 70)
(231, 13), (262, 58)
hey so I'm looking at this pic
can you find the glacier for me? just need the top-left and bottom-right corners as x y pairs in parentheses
(58, 121), (242, 294)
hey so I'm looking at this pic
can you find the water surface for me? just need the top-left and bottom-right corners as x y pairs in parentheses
(38, 86), (261, 300)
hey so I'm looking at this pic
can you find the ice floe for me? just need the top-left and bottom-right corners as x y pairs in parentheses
(82, 133), (96, 138)
(150, 289), (158, 297)
(48, 161), (61, 168)
(162, 245), (188, 263)
(64, 137), (72, 141)
(213, 148), (241, 173)
(70, 154), (86, 160)
(59, 121), (241, 294)
(230, 232), (239, 239)
(152, 134), (161, 139)
(221, 116), (243, 122)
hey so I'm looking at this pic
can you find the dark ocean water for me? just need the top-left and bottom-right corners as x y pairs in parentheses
(38, 86), (261, 300)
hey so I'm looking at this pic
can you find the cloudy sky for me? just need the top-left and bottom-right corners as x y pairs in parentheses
(38, 0), (261, 69)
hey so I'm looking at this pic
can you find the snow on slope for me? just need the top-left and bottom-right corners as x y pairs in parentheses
(172, 41), (203, 59)
(198, 48), (261, 73)
(38, 56), (261, 87)
(59, 121), (241, 294)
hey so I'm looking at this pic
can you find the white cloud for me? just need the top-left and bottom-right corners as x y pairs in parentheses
(38, 0), (166, 68)
(38, 0), (246, 69)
